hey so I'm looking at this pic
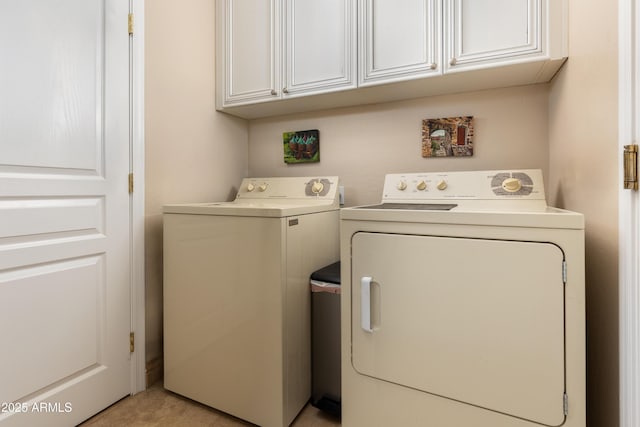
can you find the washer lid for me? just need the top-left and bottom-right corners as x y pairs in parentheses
(163, 176), (340, 217)
(164, 199), (338, 217)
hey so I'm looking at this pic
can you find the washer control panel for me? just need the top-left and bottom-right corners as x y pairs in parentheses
(236, 176), (338, 200)
(382, 170), (545, 202)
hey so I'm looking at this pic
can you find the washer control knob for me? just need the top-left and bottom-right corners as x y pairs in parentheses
(436, 180), (448, 191)
(258, 183), (268, 192)
(397, 181), (407, 191)
(247, 183), (255, 192)
(502, 178), (522, 193)
(311, 181), (324, 194)
(416, 180), (427, 191)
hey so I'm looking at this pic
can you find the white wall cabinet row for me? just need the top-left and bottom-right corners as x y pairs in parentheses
(216, 0), (567, 119)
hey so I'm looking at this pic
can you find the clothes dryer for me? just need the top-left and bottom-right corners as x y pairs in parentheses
(340, 170), (585, 427)
(163, 177), (340, 427)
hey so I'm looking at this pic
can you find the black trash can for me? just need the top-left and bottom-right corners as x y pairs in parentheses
(310, 261), (341, 418)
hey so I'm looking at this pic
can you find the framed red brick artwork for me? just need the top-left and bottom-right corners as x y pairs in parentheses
(421, 116), (474, 157)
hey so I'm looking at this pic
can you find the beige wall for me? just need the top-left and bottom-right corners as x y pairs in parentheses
(249, 85), (551, 206)
(548, 1), (619, 426)
(145, 0), (249, 372)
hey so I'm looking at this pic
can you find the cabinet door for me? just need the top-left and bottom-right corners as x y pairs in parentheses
(444, 0), (542, 72)
(216, 0), (280, 107)
(359, 0), (440, 86)
(283, 0), (357, 97)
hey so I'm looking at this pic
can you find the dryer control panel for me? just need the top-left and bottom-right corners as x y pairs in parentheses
(382, 170), (546, 202)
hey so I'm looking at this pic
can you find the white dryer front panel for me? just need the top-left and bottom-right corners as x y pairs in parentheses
(351, 232), (565, 426)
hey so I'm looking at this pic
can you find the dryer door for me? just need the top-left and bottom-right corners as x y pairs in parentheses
(351, 232), (565, 426)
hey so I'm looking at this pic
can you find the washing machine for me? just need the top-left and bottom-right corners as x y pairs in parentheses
(163, 176), (340, 427)
(340, 170), (585, 427)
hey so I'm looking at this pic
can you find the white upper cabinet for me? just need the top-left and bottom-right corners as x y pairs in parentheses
(444, 0), (563, 74)
(216, 0), (280, 107)
(359, 0), (440, 86)
(216, 0), (355, 109)
(216, 0), (567, 118)
(283, 0), (357, 96)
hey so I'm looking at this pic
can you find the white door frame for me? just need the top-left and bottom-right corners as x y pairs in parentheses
(130, 0), (146, 394)
(619, 0), (640, 425)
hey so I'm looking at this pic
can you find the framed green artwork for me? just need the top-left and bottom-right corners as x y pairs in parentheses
(283, 129), (319, 164)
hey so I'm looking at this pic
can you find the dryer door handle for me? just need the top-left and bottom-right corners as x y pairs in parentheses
(361, 276), (373, 333)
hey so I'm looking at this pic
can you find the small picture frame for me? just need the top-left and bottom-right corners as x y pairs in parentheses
(421, 116), (474, 157)
(283, 129), (319, 164)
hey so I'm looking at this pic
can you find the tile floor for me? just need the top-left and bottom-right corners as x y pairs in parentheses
(80, 382), (340, 427)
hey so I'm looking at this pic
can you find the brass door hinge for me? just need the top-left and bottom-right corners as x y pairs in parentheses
(128, 13), (134, 35)
(624, 144), (638, 190)
(128, 173), (134, 194)
(130, 332), (135, 353)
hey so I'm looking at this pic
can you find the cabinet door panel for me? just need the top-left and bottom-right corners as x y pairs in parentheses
(283, 0), (356, 96)
(359, 0), (440, 86)
(445, 0), (541, 72)
(217, 0), (279, 106)
(462, 1), (530, 53)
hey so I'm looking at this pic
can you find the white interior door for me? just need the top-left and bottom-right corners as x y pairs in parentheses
(351, 232), (566, 426)
(620, 1), (640, 426)
(0, 1), (131, 426)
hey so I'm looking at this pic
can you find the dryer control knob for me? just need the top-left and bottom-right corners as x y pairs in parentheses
(397, 181), (407, 191)
(247, 183), (255, 192)
(502, 178), (522, 193)
(436, 180), (448, 191)
(311, 181), (324, 194)
(416, 180), (427, 191)
(258, 183), (268, 192)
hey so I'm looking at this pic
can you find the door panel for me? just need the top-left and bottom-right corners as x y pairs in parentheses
(284, 0), (356, 95)
(359, 0), (440, 85)
(351, 232), (565, 426)
(0, 0), (102, 171)
(0, 0), (130, 425)
(1, 257), (102, 403)
(221, 0), (279, 106)
(444, 0), (541, 71)
(460, 0), (532, 54)
(0, 198), (103, 239)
